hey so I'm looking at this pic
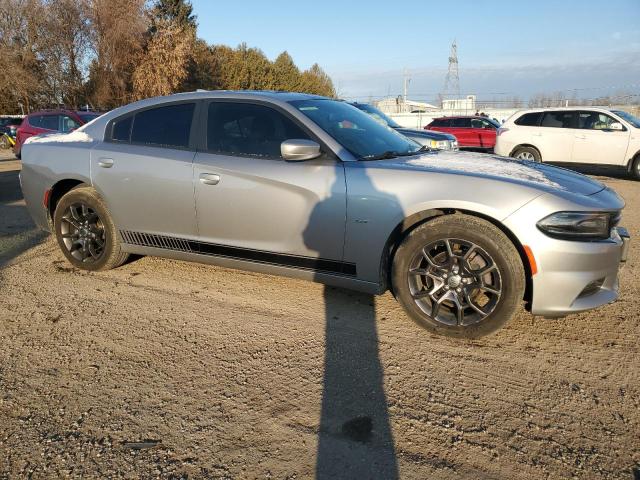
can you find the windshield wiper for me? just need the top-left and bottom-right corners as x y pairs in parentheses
(360, 146), (429, 161)
(360, 150), (400, 161)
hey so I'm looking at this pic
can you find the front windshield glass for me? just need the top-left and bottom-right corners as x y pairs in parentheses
(612, 110), (640, 128)
(290, 99), (421, 159)
(353, 103), (402, 128)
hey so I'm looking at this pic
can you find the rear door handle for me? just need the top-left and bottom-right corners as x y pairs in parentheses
(532, 132), (542, 137)
(199, 173), (220, 185)
(574, 134), (586, 139)
(98, 157), (114, 168)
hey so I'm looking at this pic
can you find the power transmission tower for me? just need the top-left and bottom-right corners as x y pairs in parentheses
(442, 40), (460, 100)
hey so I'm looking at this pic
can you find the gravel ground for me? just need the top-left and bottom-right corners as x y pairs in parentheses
(1, 149), (639, 479)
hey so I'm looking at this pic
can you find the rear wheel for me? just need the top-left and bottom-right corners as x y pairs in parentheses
(392, 214), (525, 338)
(631, 155), (640, 180)
(53, 186), (128, 271)
(512, 146), (541, 162)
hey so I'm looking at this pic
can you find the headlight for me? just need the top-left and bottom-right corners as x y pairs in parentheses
(536, 212), (618, 240)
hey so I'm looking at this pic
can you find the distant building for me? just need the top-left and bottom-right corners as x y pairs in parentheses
(375, 96), (438, 114)
(442, 95), (476, 111)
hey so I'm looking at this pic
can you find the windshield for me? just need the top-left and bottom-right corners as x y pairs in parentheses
(352, 103), (401, 128)
(290, 99), (421, 159)
(77, 113), (101, 124)
(612, 110), (640, 128)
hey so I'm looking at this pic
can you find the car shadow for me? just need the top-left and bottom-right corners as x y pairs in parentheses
(303, 162), (400, 478)
(0, 170), (48, 269)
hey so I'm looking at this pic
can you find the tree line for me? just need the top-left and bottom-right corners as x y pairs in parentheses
(0, 0), (336, 114)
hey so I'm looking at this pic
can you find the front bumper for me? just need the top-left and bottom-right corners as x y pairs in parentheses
(528, 226), (630, 317)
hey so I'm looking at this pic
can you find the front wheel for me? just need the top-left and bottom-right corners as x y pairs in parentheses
(392, 214), (525, 338)
(512, 146), (541, 162)
(53, 186), (129, 271)
(631, 155), (640, 181)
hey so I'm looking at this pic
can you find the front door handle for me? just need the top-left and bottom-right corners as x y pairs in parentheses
(532, 132), (542, 137)
(199, 173), (220, 185)
(574, 134), (586, 140)
(98, 157), (114, 168)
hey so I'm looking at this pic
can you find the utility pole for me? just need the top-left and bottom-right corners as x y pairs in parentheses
(403, 68), (411, 111)
(443, 40), (460, 102)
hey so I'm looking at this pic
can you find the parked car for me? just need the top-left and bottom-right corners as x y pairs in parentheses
(495, 107), (640, 179)
(0, 117), (21, 149)
(426, 115), (500, 150)
(14, 109), (102, 158)
(20, 91), (630, 338)
(350, 102), (458, 150)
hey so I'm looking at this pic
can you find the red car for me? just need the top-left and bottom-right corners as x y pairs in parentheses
(426, 116), (501, 150)
(14, 109), (101, 158)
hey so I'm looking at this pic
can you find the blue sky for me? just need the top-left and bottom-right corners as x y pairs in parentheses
(191, 0), (640, 102)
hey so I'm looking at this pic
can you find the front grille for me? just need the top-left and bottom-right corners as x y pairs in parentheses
(577, 278), (605, 299)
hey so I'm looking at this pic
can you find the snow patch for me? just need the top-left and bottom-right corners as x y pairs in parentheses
(24, 130), (93, 145)
(392, 152), (563, 190)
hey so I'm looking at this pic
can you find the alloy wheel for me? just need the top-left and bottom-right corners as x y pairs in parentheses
(516, 151), (535, 161)
(407, 238), (502, 327)
(60, 202), (106, 263)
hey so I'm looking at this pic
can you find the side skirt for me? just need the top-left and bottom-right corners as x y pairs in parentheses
(119, 232), (382, 295)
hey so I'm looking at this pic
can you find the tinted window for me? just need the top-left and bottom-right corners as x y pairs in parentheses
(60, 115), (80, 133)
(40, 115), (59, 131)
(578, 111), (623, 130)
(291, 99), (421, 159)
(451, 118), (472, 128)
(131, 103), (195, 148)
(28, 115), (43, 128)
(207, 102), (311, 158)
(515, 112), (542, 126)
(112, 116), (133, 142)
(78, 113), (100, 124)
(540, 111), (575, 128)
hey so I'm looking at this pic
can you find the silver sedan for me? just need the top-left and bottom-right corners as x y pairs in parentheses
(20, 91), (630, 338)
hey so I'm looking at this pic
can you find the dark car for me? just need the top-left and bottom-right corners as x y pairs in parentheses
(426, 115), (501, 150)
(350, 102), (458, 150)
(14, 109), (102, 158)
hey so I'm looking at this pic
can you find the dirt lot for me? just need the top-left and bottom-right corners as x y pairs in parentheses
(1, 149), (639, 479)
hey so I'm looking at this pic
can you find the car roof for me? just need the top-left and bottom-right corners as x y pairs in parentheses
(511, 106), (617, 115)
(432, 115), (488, 120)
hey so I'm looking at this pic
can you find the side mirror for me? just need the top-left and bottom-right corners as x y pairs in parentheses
(609, 122), (624, 131)
(281, 139), (321, 161)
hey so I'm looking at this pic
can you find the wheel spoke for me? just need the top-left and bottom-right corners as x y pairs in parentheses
(409, 267), (429, 276)
(412, 290), (430, 299)
(444, 239), (454, 259)
(480, 285), (500, 296)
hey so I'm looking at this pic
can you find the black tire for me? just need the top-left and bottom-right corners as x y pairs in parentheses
(15, 150), (21, 159)
(631, 155), (640, 180)
(53, 186), (128, 271)
(512, 146), (541, 162)
(392, 214), (525, 339)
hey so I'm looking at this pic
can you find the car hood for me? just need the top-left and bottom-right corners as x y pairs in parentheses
(394, 127), (454, 141)
(379, 151), (606, 196)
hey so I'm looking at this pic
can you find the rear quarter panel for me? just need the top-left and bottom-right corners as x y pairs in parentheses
(20, 141), (94, 231)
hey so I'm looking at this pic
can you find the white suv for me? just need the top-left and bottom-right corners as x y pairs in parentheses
(495, 107), (640, 179)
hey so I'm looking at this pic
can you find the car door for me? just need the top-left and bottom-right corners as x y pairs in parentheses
(90, 101), (199, 239)
(478, 118), (498, 149)
(192, 100), (346, 264)
(571, 111), (630, 166)
(450, 118), (473, 146)
(535, 111), (576, 162)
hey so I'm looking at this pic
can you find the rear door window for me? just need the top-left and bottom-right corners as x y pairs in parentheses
(451, 118), (472, 128)
(540, 111), (576, 128)
(39, 115), (59, 130)
(207, 102), (310, 159)
(130, 103), (196, 148)
(111, 116), (133, 142)
(515, 112), (542, 126)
